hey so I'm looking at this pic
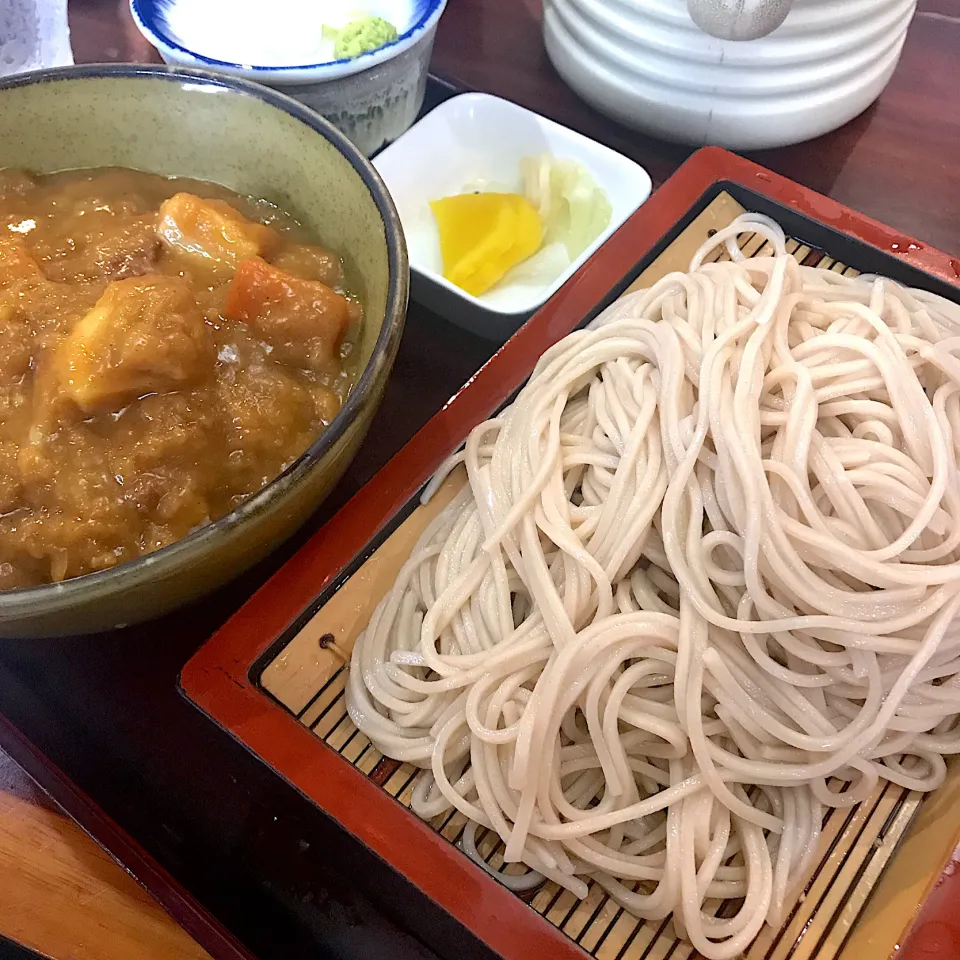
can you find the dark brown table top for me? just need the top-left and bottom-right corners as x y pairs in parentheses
(1, 2), (958, 959)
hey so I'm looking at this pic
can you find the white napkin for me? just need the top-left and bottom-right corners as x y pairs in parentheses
(0, 0), (73, 76)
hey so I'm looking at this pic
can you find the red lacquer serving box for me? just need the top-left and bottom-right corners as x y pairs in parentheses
(180, 147), (960, 960)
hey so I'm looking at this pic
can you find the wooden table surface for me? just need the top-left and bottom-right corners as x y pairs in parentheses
(2, 0), (959, 958)
(0, 751), (212, 959)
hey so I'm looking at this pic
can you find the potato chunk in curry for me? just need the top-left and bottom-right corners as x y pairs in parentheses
(46, 274), (215, 416)
(158, 192), (279, 272)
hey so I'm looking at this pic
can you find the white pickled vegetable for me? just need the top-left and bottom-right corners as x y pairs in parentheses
(496, 241), (571, 289)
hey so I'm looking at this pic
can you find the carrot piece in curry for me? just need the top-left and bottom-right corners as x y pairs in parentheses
(224, 257), (358, 371)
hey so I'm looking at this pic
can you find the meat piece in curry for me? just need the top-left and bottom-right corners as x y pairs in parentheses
(0, 167), (362, 588)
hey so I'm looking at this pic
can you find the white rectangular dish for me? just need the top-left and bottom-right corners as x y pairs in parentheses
(373, 91), (653, 340)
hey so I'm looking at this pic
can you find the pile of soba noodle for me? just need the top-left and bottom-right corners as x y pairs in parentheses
(345, 214), (960, 959)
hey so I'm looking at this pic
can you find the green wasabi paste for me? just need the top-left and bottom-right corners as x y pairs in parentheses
(329, 15), (399, 59)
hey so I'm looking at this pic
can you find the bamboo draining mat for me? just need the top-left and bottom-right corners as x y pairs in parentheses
(257, 193), (959, 960)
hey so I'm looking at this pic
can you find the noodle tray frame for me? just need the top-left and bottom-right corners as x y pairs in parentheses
(180, 148), (960, 960)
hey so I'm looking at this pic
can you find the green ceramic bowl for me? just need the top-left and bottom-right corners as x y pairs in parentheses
(0, 64), (408, 637)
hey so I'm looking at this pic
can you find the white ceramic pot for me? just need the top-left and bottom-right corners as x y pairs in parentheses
(543, 0), (918, 149)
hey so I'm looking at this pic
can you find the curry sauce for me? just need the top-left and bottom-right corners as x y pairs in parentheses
(0, 167), (362, 587)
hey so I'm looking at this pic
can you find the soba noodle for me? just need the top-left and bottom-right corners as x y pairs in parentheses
(345, 214), (960, 959)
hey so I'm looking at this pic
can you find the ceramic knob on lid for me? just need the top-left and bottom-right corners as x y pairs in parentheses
(686, 0), (793, 39)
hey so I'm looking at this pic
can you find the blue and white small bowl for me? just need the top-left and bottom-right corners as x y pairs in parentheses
(130, 0), (448, 156)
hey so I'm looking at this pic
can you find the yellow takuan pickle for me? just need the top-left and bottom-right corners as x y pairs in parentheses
(430, 192), (542, 296)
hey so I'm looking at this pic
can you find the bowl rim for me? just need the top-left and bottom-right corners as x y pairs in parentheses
(130, 0), (448, 82)
(0, 62), (409, 619)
